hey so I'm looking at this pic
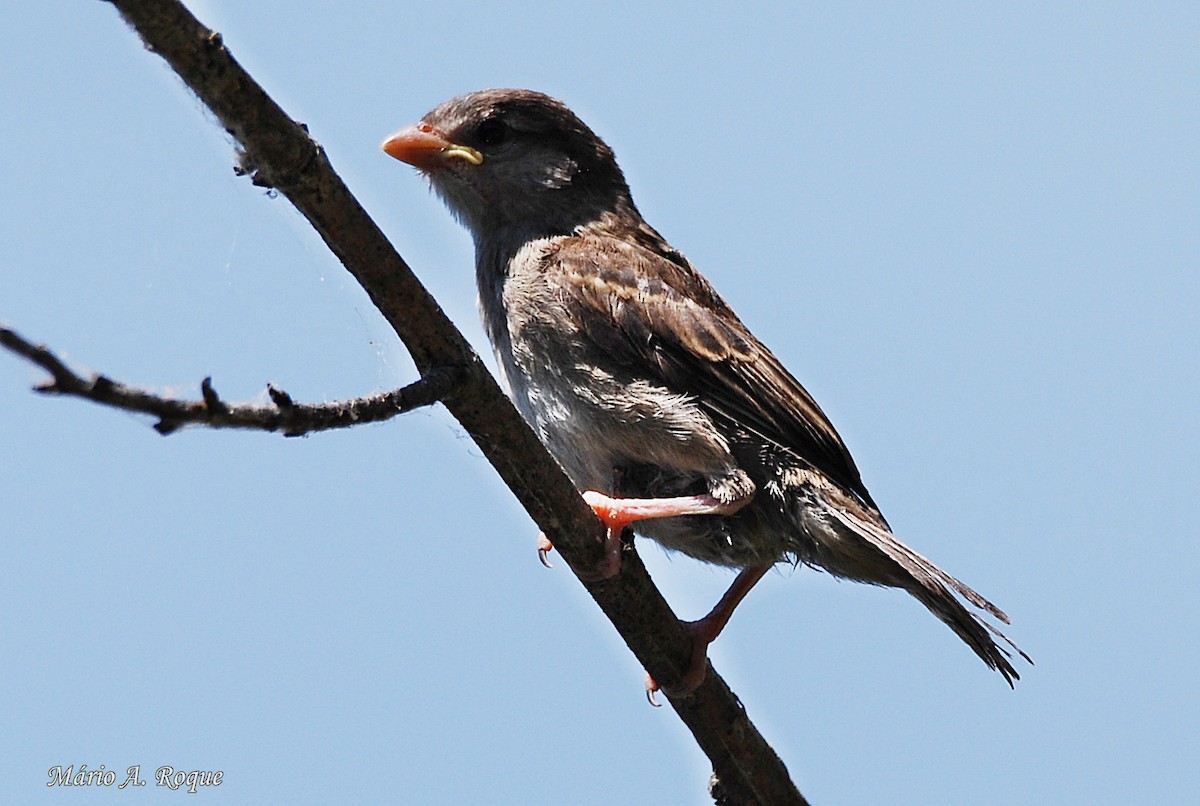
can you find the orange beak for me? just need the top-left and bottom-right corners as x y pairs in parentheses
(381, 123), (483, 171)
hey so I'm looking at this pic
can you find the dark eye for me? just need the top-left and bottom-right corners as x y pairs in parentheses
(475, 117), (509, 147)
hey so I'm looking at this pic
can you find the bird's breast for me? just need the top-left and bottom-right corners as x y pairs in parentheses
(479, 244), (736, 495)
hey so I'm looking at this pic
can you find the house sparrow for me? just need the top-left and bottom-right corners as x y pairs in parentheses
(382, 89), (1026, 696)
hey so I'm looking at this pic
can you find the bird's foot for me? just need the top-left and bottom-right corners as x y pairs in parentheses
(539, 489), (754, 590)
(643, 563), (773, 705)
(575, 488), (733, 581)
(644, 617), (723, 706)
(571, 521), (624, 581)
(535, 520), (623, 581)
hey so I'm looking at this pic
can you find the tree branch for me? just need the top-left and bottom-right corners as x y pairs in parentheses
(35, 1), (813, 801)
(0, 325), (460, 436)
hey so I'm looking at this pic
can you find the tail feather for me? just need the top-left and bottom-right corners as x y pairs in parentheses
(822, 502), (1031, 685)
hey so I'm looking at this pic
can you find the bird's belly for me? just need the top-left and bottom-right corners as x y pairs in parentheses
(633, 511), (786, 568)
(498, 352), (731, 494)
(497, 353), (794, 568)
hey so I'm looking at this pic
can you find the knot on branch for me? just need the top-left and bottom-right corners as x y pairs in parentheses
(234, 127), (319, 191)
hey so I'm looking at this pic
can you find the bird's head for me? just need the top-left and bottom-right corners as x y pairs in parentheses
(382, 89), (635, 242)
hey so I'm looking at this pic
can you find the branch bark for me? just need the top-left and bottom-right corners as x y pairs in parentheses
(45, 1), (811, 801)
(0, 325), (462, 436)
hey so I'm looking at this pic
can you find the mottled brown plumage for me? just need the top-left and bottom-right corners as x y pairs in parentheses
(383, 89), (1027, 693)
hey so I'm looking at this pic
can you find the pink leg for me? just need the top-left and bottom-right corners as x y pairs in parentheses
(540, 486), (765, 700)
(582, 490), (746, 525)
(646, 562), (772, 704)
(538, 490), (749, 580)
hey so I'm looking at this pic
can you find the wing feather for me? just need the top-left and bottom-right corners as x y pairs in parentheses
(545, 235), (878, 510)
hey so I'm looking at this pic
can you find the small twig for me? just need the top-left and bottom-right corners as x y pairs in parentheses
(1, 324), (461, 437)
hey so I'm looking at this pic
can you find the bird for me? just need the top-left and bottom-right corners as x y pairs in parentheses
(381, 88), (1027, 698)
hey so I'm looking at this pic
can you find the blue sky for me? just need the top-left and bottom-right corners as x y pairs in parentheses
(3, 2), (1197, 803)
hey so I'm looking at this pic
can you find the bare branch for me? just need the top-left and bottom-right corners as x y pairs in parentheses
(47, 2), (812, 802)
(0, 325), (460, 436)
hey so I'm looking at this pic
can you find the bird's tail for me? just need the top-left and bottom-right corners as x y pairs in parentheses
(820, 501), (1031, 686)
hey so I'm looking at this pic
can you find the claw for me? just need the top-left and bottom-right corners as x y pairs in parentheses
(536, 532), (554, 569)
(645, 675), (662, 707)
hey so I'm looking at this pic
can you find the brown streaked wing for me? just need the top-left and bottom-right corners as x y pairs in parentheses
(544, 235), (879, 510)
